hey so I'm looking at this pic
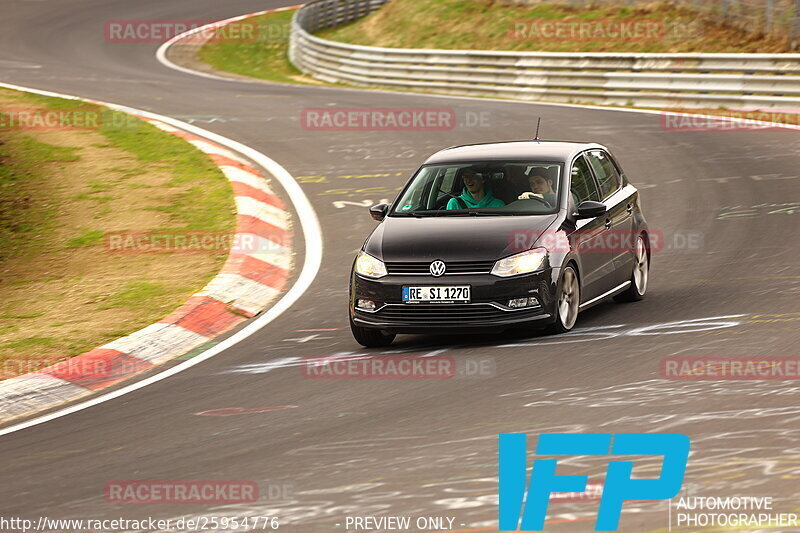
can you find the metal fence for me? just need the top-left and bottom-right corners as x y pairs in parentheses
(292, 0), (388, 32)
(289, 0), (800, 109)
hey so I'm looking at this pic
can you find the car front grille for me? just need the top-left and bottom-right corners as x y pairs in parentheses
(384, 260), (496, 276)
(371, 303), (541, 324)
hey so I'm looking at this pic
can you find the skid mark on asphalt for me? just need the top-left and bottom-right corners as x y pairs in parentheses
(198, 311), (800, 528)
(70, 414), (798, 530)
(295, 171), (407, 184)
(195, 406), (298, 416)
(500, 379), (800, 408)
(232, 426), (800, 527)
(220, 313), (749, 376)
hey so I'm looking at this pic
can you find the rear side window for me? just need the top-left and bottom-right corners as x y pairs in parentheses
(586, 150), (621, 199)
(570, 155), (600, 205)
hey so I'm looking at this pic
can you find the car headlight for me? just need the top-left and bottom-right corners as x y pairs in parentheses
(355, 251), (387, 278)
(491, 248), (548, 277)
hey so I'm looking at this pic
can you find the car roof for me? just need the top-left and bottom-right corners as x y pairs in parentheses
(422, 140), (607, 165)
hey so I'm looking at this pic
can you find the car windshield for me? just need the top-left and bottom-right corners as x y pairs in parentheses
(390, 161), (562, 216)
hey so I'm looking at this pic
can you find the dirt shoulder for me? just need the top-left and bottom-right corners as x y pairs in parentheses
(0, 88), (236, 378)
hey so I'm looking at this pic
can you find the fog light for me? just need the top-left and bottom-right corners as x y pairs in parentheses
(508, 297), (540, 309)
(357, 299), (376, 310)
(508, 298), (528, 308)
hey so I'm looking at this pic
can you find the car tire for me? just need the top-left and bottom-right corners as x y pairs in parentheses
(546, 265), (580, 334)
(614, 234), (649, 303)
(350, 318), (396, 347)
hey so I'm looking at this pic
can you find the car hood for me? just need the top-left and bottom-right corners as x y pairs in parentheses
(364, 214), (560, 262)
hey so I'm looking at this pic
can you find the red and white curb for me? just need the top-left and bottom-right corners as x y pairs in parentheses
(0, 92), (299, 424)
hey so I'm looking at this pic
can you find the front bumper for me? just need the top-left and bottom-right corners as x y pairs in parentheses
(350, 269), (557, 333)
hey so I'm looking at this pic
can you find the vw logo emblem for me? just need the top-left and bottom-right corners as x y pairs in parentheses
(429, 260), (446, 277)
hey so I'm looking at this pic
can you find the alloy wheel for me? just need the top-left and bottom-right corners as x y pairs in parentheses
(633, 236), (649, 295)
(558, 267), (580, 330)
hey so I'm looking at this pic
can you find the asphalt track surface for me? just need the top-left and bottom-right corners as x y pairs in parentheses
(1, 1), (799, 531)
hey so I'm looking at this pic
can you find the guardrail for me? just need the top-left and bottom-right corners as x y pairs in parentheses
(289, 0), (800, 109)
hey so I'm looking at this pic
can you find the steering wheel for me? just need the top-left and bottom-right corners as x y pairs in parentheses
(518, 194), (552, 207)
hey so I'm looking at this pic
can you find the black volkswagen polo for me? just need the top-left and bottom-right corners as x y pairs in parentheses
(349, 141), (650, 347)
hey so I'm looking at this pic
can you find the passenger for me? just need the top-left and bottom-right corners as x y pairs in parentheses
(518, 173), (557, 205)
(447, 168), (505, 210)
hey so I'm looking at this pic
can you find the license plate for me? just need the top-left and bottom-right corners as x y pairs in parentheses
(402, 286), (470, 304)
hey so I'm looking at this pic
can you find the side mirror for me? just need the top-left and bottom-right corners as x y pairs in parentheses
(575, 200), (606, 219)
(369, 203), (389, 222)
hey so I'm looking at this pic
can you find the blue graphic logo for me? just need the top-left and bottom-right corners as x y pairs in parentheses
(499, 433), (690, 531)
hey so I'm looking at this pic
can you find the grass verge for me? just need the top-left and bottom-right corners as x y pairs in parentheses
(0, 88), (236, 378)
(197, 10), (306, 83)
(318, 0), (792, 53)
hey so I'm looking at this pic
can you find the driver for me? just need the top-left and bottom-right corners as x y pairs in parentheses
(518, 173), (557, 205)
(447, 168), (505, 210)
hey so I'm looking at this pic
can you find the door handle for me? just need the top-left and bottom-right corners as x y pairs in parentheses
(604, 218), (612, 230)
(626, 203), (633, 214)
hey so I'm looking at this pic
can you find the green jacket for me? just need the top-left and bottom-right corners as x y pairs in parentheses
(446, 187), (505, 210)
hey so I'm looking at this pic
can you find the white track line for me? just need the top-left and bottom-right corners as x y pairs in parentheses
(0, 81), (322, 437)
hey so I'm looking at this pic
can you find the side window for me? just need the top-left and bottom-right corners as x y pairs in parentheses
(586, 150), (621, 199)
(570, 155), (600, 205)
